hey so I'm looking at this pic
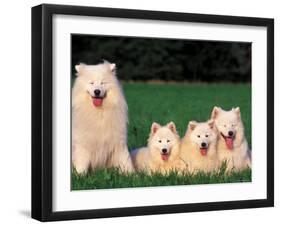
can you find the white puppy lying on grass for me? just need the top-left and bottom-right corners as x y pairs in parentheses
(180, 120), (219, 173)
(131, 122), (185, 174)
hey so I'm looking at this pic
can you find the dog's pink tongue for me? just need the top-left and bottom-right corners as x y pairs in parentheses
(225, 137), (234, 150)
(161, 154), (169, 161)
(200, 148), (207, 156)
(93, 98), (103, 107)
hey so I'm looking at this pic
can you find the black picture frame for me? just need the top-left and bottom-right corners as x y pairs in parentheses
(32, 3), (274, 222)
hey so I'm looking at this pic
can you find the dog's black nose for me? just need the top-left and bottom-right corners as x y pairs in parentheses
(228, 131), (233, 136)
(162, 148), (167, 154)
(94, 89), (101, 96)
(201, 142), (207, 148)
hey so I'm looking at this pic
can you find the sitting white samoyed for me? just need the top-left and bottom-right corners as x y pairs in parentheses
(131, 122), (184, 174)
(72, 61), (134, 174)
(211, 106), (251, 171)
(180, 120), (219, 173)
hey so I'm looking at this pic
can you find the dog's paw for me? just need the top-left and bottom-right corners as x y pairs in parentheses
(74, 165), (89, 175)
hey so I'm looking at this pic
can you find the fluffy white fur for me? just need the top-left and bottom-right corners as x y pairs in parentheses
(180, 120), (219, 173)
(72, 61), (134, 174)
(131, 122), (185, 174)
(211, 106), (251, 171)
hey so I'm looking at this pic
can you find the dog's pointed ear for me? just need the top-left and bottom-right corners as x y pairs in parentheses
(151, 122), (161, 134)
(103, 59), (116, 73)
(188, 121), (198, 131)
(211, 106), (221, 119)
(75, 63), (86, 76)
(208, 119), (215, 129)
(233, 107), (241, 118)
(167, 121), (177, 133)
(109, 63), (116, 72)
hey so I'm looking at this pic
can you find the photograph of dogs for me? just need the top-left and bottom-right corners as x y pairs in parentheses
(71, 34), (252, 190)
(131, 122), (184, 174)
(211, 106), (251, 171)
(72, 61), (134, 174)
(180, 120), (219, 173)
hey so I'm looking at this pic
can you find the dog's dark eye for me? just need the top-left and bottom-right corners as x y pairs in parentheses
(197, 135), (200, 138)
(167, 140), (170, 143)
(205, 134), (209, 137)
(158, 140), (162, 143)
(224, 125), (226, 127)
(90, 82), (94, 85)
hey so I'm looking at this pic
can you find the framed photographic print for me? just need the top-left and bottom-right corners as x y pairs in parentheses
(32, 4), (274, 221)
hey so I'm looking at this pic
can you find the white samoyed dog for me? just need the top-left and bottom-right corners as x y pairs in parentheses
(180, 120), (219, 173)
(211, 106), (251, 171)
(72, 61), (134, 174)
(131, 122), (184, 174)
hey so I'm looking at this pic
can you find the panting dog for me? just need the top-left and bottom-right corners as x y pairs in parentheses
(131, 122), (184, 174)
(211, 106), (251, 171)
(72, 61), (134, 174)
(180, 120), (219, 173)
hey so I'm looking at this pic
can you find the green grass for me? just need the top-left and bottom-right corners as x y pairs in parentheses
(72, 166), (251, 190)
(124, 83), (251, 150)
(72, 83), (251, 190)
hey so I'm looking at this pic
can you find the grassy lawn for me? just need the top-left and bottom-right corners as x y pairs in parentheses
(72, 83), (251, 190)
(72, 167), (251, 190)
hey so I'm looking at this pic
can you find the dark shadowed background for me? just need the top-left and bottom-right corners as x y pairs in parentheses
(72, 35), (251, 82)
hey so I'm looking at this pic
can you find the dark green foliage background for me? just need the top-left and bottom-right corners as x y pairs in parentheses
(72, 35), (251, 82)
